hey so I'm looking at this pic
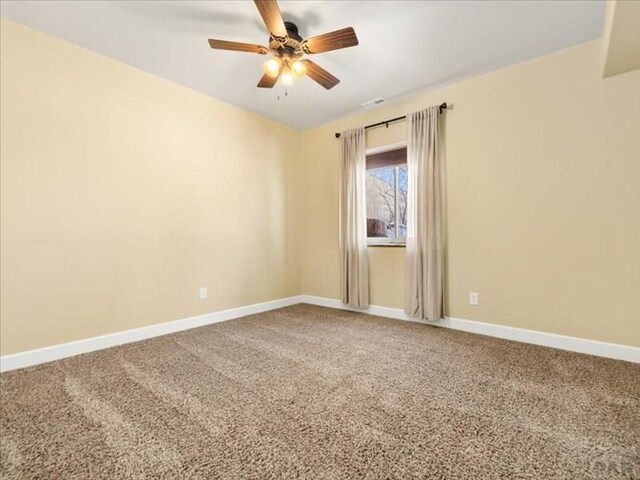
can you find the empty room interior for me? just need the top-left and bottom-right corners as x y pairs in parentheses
(1, 0), (639, 478)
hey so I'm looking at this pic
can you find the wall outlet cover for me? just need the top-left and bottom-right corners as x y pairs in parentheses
(469, 292), (479, 306)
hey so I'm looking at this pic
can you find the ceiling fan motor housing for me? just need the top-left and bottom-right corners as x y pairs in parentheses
(270, 21), (304, 57)
(284, 22), (302, 42)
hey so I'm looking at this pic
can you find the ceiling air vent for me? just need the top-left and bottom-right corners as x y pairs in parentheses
(360, 97), (386, 108)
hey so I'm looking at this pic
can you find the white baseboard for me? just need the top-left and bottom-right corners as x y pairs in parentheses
(2, 294), (637, 372)
(299, 295), (640, 364)
(0, 296), (303, 373)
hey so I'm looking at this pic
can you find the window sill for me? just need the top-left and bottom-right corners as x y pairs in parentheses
(367, 242), (406, 248)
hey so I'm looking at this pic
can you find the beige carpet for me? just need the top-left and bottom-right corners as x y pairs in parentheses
(1, 304), (638, 479)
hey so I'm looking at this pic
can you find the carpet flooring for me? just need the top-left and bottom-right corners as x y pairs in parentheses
(1, 304), (639, 479)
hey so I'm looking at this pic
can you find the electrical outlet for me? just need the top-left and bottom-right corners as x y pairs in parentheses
(199, 287), (208, 300)
(469, 292), (479, 306)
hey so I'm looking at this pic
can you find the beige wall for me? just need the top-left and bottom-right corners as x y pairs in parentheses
(602, 0), (640, 78)
(2, 20), (639, 356)
(299, 40), (640, 347)
(0, 20), (300, 355)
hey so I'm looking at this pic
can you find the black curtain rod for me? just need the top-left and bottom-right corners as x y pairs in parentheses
(334, 102), (448, 139)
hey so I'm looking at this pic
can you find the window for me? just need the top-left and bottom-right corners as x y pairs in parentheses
(366, 145), (407, 245)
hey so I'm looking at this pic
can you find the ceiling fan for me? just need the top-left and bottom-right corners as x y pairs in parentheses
(208, 0), (359, 90)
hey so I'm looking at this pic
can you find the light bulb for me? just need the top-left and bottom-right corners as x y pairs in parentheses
(290, 60), (306, 78)
(281, 68), (294, 85)
(263, 58), (281, 77)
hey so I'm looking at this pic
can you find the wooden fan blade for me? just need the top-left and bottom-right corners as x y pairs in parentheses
(257, 70), (281, 88)
(301, 60), (340, 90)
(208, 39), (268, 55)
(301, 27), (359, 54)
(254, 0), (287, 42)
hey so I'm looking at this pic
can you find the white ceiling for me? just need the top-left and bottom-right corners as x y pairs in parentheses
(0, 1), (605, 130)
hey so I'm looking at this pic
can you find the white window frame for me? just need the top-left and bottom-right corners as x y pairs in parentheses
(365, 142), (408, 247)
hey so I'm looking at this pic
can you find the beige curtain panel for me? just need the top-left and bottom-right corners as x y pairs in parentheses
(339, 127), (369, 308)
(405, 106), (445, 320)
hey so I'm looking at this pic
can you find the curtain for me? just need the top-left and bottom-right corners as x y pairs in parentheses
(405, 106), (445, 320)
(339, 127), (369, 308)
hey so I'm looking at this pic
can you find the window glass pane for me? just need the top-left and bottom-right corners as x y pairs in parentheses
(365, 146), (407, 243)
(398, 165), (407, 238)
(366, 167), (396, 238)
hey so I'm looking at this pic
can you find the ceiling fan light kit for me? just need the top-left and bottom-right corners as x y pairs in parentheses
(208, 0), (359, 90)
(263, 56), (306, 84)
